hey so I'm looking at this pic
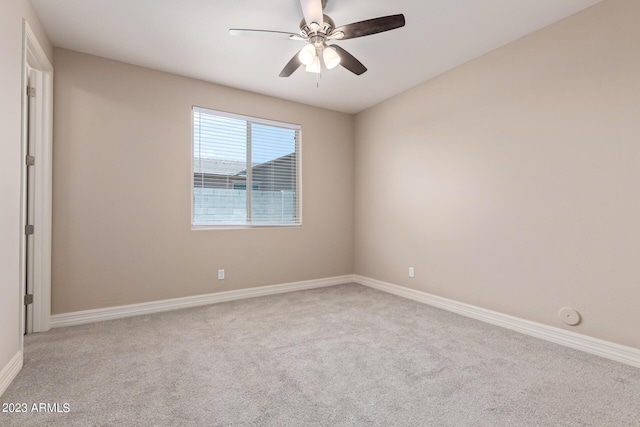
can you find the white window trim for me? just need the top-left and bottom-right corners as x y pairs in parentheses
(190, 106), (302, 230)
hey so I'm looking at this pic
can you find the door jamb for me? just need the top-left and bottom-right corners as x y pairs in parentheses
(20, 21), (53, 344)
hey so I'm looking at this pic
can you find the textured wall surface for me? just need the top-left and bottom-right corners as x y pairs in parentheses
(52, 48), (354, 314)
(355, 0), (640, 348)
(0, 0), (52, 387)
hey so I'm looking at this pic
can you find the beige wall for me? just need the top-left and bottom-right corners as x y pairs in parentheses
(51, 48), (354, 314)
(355, 0), (640, 349)
(0, 0), (52, 382)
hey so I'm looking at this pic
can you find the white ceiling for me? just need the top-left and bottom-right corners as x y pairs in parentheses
(31, 0), (602, 114)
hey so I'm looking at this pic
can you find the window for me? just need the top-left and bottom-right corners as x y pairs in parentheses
(192, 106), (301, 227)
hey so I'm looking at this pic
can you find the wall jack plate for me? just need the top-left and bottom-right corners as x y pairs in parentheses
(559, 307), (580, 326)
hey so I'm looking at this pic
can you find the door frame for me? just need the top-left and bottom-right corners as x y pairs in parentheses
(20, 21), (53, 341)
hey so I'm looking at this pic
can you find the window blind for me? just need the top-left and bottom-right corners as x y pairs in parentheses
(192, 106), (301, 227)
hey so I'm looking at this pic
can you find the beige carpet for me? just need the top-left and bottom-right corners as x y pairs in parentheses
(1, 283), (639, 426)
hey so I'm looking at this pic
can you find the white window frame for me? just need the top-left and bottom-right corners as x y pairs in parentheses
(191, 106), (302, 229)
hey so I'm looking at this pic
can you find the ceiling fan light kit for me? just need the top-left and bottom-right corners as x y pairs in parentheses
(299, 43), (317, 66)
(306, 56), (322, 74)
(229, 0), (405, 78)
(323, 46), (340, 70)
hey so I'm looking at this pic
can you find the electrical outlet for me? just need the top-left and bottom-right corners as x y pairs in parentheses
(217, 269), (225, 280)
(409, 267), (415, 278)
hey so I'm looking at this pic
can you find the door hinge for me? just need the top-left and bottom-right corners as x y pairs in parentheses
(25, 224), (34, 235)
(26, 155), (35, 166)
(27, 86), (36, 97)
(24, 294), (34, 305)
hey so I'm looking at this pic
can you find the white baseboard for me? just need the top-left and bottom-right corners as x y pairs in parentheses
(0, 351), (23, 397)
(49, 274), (640, 368)
(354, 275), (640, 368)
(51, 275), (354, 328)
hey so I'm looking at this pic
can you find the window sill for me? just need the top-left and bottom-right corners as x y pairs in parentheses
(191, 223), (302, 231)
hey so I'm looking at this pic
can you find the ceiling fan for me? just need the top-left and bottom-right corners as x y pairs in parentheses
(229, 0), (405, 77)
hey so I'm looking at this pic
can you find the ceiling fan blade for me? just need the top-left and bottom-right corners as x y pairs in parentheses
(229, 29), (306, 41)
(332, 45), (367, 75)
(279, 50), (303, 77)
(300, 0), (324, 29)
(332, 14), (405, 40)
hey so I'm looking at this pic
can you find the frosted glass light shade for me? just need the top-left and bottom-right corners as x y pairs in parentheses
(305, 56), (321, 73)
(298, 44), (317, 66)
(323, 46), (341, 69)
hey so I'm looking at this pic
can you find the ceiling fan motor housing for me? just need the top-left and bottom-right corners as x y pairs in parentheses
(300, 15), (335, 41)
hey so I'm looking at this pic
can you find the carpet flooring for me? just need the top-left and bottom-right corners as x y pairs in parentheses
(1, 283), (639, 426)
